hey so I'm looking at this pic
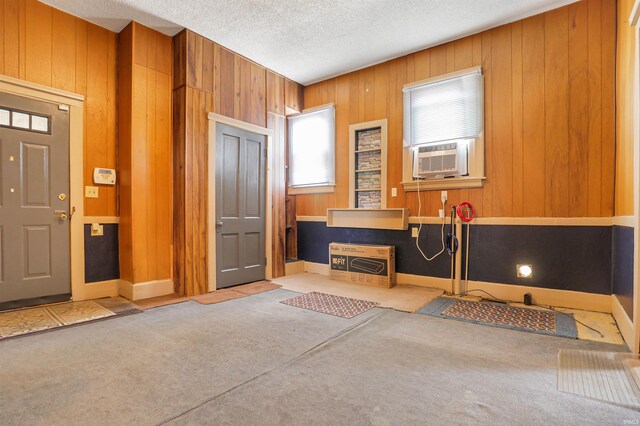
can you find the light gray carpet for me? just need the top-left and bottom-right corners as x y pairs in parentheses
(0, 289), (637, 425)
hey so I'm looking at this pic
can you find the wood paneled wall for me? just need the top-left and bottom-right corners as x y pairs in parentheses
(615, 0), (636, 217)
(118, 22), (173, 284)
(172, 30), (303, 295)
(0, 0), (117, 217)
(297, 0), (616, 218)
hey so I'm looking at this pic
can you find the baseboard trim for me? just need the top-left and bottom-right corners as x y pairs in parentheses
(285, 260), (305, 275)
(612, 295), (633, 349)
(119, 279), (174, 301)
(304, 261), (330, 275)
(302, 261), (612, 313)
(80, 279), (120, 300)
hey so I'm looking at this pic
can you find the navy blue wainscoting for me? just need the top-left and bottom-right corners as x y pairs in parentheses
(298, 221), (613, 295)
(84, 224), (120, 283)
(612, 225), (634, 320)
(297, 221), (452, 278)
(466, 225), (612, 294)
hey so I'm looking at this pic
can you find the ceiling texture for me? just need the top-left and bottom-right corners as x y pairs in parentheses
(41, 0), (578, 85)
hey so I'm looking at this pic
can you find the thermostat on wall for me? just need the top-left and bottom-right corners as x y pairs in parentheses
(93, 168), (116, 185)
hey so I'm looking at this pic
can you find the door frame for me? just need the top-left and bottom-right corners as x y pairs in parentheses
(207, 113), (274, 292)
(0, 75), (94, 302)
(631, 0), (640, 353)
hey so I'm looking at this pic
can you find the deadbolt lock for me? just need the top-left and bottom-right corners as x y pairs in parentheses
(58, 193), (67, 201)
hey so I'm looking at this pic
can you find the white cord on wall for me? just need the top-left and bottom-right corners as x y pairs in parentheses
(415, 177), (446, 261)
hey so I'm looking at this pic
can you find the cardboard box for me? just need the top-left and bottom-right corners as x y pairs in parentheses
(329, 243), (396, 288)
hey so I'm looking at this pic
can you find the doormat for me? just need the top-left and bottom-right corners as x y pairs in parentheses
(280, 292), (378, 319)
(0, 298), (141, 341)
(417, 297), (578, 339)
(558, 350), (640, 409)
(192, 281), (282, 305)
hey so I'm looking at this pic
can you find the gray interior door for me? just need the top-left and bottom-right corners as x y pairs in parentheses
(0, 92), (70, 311)
(215, 123), (266, 289)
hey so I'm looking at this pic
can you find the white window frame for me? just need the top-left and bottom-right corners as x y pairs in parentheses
(401, 66), (486, 191)
(287, 103), (336, 195)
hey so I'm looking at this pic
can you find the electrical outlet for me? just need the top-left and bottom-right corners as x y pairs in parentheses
(391, 187), (397, 197)
(90, 223), (103, 237)
(85, 186), (99, 199)
(411, 227), (419, 238)
(441, 190), (448, 203)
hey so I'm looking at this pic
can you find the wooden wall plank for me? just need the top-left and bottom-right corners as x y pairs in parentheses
(568, 0), (589, 217)
(118, 23), (134, 283)
(24, 0), (51, 86)
(266, 70), (285, 114)
(0, 0), (5, 74)
(615, 0), (636, 216)
(587, 0), (603, 216)
(85, 24), (109, 216)
(106, 32), (117, 217)
(491, 25), (513, 217)
(511, 22), (523, 217)
(216, 45), (235, 118)
(172, 30), (186, 89)
(250, 61), (266, 127)
(285, 77), (303, 112)
(3, 0), (20, 78)
(480, 30), (493, 218)
(544, 7), (570, 217)
(600, 0), (616, 217)
(51, 8), (76, 92)
(522, 15), (546, 217)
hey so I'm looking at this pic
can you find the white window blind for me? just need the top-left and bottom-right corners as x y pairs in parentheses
(288, 105), (335, 188)
(403, 70), (482, 147)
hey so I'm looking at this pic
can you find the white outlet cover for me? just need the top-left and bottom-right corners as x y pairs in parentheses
(411, 227), (419, 238)
(85, 186), (99, 198)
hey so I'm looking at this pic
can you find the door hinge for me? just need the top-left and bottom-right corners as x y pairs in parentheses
(265, 257), (268, 266)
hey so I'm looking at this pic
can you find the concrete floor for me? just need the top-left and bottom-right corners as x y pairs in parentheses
(0, 289), (637, 425)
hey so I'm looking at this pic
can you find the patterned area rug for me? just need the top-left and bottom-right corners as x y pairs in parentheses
(0, 299), (141, 341)
(417, 297), (578, 338)
(280, 292), (379, 319)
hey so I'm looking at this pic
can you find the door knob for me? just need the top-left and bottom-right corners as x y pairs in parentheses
(54, 210), (68, 221)
(216, 220), (223, 232)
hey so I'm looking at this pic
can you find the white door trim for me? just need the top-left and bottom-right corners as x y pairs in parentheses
(207, 113), (274, 292)
(631, 2), (640, 352)
(0, 75), (93, 301)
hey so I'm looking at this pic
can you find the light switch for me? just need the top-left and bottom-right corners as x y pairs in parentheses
(85, 186), (99, 198)
(391, 187), (397, 197)
(91, 223), (103, 237)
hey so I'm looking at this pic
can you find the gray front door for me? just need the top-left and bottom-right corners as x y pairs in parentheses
(215, 123), (266, 289)
(0, 92), (70, 311)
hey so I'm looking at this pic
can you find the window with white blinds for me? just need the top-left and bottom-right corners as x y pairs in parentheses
(288, 105), (336, 189)
(403, 69), (483, 148)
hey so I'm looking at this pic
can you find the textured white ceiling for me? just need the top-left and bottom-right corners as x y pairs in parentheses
(41, 0), (577, 85)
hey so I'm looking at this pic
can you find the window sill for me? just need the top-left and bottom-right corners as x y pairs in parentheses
(402, 176), (485, 191)
(288, 184), (336, 195)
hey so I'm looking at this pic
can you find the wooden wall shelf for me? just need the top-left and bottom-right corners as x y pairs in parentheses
(327, 208), (409, 230)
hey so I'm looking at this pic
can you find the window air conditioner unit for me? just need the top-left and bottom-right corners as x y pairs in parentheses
(413, 141), (468, 179)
